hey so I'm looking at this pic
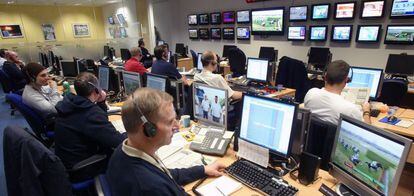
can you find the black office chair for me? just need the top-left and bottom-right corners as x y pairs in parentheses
(305, 117), (337, 171)
(377, 79), (408, 107)
(228, 48), (246, 77)
(190, 49), (198, 68)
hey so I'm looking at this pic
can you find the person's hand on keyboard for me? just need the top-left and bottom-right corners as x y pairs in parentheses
(204, 161), (226, 177)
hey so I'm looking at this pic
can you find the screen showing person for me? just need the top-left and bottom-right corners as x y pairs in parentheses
(357, 25), (381, 42)
(146, 74), (167, 92)
(239, 94), (296, 156)
(98, 66), (109, 90)
(331, 116), (411, 195)
(193, 83), (228, 128)
(223, 28), (235, 39)
(251, 8), (284, 34)
(210, 28), (221, 39)
(199, 28), (209, 39)
(391, 0), (414, 18)
(188, 14), (197, 25)
(123, 71), (141, 95)
(290, 6), (307, 21)
(288, 26), (306, 40)
(210, 13), (221, 24)
(199, 14), (209, 25)
(346, 67), (383, 99)
(310, 26), (327, 41)
(246, 58), (269, 82)
(237, 27), (250, 40)
(335, 2), (356, 19)
(189, 29), (198, 39)
(361, 1), (385, 18)
(197, 53), (203, 70)
(237, 10), (250, 23)
(312, 4), (330, 20)
(385, 25), (414, 44)
(332, 26), (352, 41)
(223, 11), (235, 23)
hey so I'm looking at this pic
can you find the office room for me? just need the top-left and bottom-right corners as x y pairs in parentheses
(1, 0), (414, 195)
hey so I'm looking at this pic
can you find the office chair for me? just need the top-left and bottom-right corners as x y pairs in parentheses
(377, 79), (408, 107)
(305, 117), (337, 171)
(0, 69), (21, 95)
(95, 174), (112, 196)
(190, 49), (198, 68)
(228, 48), (246, 77)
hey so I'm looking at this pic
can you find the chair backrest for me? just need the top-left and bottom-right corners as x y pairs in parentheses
(228, 48), (246, 77)
(190, 49), (197, 68)
(95, 174), (112, 196)
(0, 69), (13, 93)
(305, 117), (337, 171)
(377, 79), (408, 106)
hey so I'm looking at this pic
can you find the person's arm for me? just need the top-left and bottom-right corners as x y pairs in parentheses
(362, 102), (371, 124)
(47, 81), (63, 106)
(23, 86), (58, 117)
(231, 91), (243, 100)
(169, 162), (225, 185)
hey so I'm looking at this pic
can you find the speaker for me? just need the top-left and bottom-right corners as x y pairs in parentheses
(298, 152), (321, 186)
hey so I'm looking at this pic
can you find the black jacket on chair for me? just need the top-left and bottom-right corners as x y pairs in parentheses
(2, 61), (26, 90)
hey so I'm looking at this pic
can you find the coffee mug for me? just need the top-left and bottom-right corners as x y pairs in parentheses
(181, 115), (191, 128)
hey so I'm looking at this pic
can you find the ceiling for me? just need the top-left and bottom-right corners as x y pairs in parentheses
(0, 0), (123, 6)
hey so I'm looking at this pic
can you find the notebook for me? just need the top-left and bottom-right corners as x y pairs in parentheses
(196, 176), (242, 196)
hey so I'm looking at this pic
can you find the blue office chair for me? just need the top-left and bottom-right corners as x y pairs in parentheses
(190, 49), (198, 68)
(0, 69), (22, 95)
(228, 48), (246, 77)
(377, 79), (408, 107)
(95, 174), (112, 196)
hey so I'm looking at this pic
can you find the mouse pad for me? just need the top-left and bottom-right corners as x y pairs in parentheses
(379, 116), (401, 125)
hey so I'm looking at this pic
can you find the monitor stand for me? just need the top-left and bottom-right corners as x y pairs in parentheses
(335, 183), (359, 196)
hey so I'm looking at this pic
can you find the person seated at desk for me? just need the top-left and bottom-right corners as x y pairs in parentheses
(304, 60), (371, 125)
(194, 51), (242, 100)
(22, 62), (62, 119)
(2, 50), (26, 90)
(139, 38), (151, 63)
(151, 45), (190, 85)
(106, 88), (225, 195)
(55, 72), (126, 181)
(124, 47), (148, 75)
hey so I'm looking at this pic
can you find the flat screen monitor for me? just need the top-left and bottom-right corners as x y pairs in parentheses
(288, 26), (306, 41)
(192, 82), (228, 128)
(198, 28), (209, 39)
(251, 7), (284, 35)
(332, 25), (353, 42)
(175, 43), (186, 55)
(308, 47), (331, 70)
(75, 58), (87, 74)
(222, 45), (237, 58)
(309, 25), (328, 41)
(146, 73), (168, 92)
(198, 14), (209, 25)
(390, 0), (414, 18)
(61, 60), (78, 77)
(157, 40), (165, 46)
(222, 11), (235, 24)
(122, 71), (141, 96)
(108, 16), (115, 24)
(222, 27), (235, 40)
(237, 10), (250, 23)
(334, 2), (356, 19)
(240, 94), (297, 158)
(384, 25), (414, 44)
(210, 28), (221, 39)
(189, 29), (198, 39)
(197, 53), (203, 70)
(120, 48), (131, 61)
(236, 27), (250, 40)
(259, 47), (276, 62)
(385, 54), (414, 76)
(98, 66), (110, 91)
(356, 25), (381, 42)
(331, 115), (411, 196)
(312, 4), (330, 20)
(210, 12), (221, 24)
(289, 5), (308, 21)
(361, 0), (385, 18)
(104, 45), (110, 57)
(188, 14), (197, 25)
(346, 67), (383, 99)
(246, 58), (269, 82)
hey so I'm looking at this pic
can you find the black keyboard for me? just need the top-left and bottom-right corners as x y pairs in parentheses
(370, 109), (381, 117)
(225, 159), (298, 196)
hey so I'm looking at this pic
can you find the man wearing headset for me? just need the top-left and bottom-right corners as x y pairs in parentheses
(106, 88), (225, 195)
(55, 72), (126, 181)
(304, 60), (371, 125)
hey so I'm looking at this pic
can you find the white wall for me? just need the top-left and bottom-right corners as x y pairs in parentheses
(153, 0), (414, 69)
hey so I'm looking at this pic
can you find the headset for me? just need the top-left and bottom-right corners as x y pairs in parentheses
(24, 68), (37, 83)
(86, 81), (101, 94)
(131, 93), (157, 137)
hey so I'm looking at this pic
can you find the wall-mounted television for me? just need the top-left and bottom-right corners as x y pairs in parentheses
(223, 27), (235, 39)
(288, 26), (306, 41)
(188, 14), (197, 25)
(390, 0), (414, 18)
(384, 25), (414, 44)
(211, 28), (221, 39)
(237, 27), (250, 40)
(312, 4), (330, 20)
(189, 28), (198, 39)
(237, 10), (250, 23)
(309, 25), (328, 41)
(198, 14), (209, 25)
(199, 28), (209, 39)
(251, 7), (285, 35)
(361, 0), (385, 18)
(289, 5), (308, 21)
(210, 12), (221, 24)
(356, 25), (381, 42)
(223, 11), (236, 24)
(108, 16), (115, 24)
(334, 2), (356, 19)
(331, 25), (353, 42)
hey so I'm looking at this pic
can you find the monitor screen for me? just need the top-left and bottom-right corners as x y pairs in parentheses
(223, 11), (235, 23)
(361, 0), (385, 18)
(288, 26), (306, 41)
(385, 25), (414, 44)
(237, 10), (250, 23)
(193, 83), (228, 128)
(175, 43), (186, 55)
(251, 7), (284, 35)
(247, 58), (269, 82)
(259, 47), (276, 62)
(189, 29), (198, 39)
(146, 73), (167, 91)
(240, 94), (296, 157)
(198, 14), (209, 25)
(237, 27), (250, 40)
(222, 45), (237, 58)
(197, 53), (203, 70)
(289, 5), (308, 21)
(210, 12), (221, 24)
(308, 47), (331, 70)
(188, 14), (197, 25)
(98, 66), (110, 91)
(210, 28), (221, 39)
(222, 28), (235, 40)
(335, 2), (356, 19)
(309, 26), (328, 41)
(331, 116), (411, 196)
(332, 25), (353, 42)
(385, 54), (414, 75)
(391, 0), (414, 18)
(61, 60), (78, 77)
(108, 16), (115, 24)
(347, 67), (383, 99)
(356, 25), (381, 42)
(312, 4), (330, 20)
(122, 71), (141, 96)
(198, 28), (209, 39)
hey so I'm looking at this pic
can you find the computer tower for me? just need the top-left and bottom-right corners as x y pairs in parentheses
(291, 108), (312, 161)
(169, 80), (185, 110)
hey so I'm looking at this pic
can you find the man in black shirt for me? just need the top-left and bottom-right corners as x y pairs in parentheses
(2, 51), (26, 90)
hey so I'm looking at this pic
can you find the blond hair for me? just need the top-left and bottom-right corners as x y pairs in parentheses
(130, 47), (142, 57)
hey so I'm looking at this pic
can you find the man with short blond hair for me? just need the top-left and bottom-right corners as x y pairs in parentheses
(124, 47), (148, 75)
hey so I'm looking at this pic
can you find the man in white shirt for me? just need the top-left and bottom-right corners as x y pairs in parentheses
(211, 96), (222, 123)
(0, 49), (7, 69)
(201, 95), (210, 119)
(304, 60), (371, 125)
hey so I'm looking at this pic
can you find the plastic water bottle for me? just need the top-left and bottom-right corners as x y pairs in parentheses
(62, 81), (70, 96)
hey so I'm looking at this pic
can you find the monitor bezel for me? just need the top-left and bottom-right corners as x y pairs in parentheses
(236, 27), (251, 40)
(210, 12), (222, 24)
(236, 10), (251, 24)
(385, 54), (414, 76)
(309, 25), (328, 41)
(311, 3), (331, 21)
(355, 25), (382, 43)
(334, 1), (357, 20)
(198, 28), (210, 40)
(122, 71), (142, 96)
(210, 28), (222, 40)
(360, 0), (386, 19)
(188, 28), (199, 40)
(246, 57), (270, 82)
(287, 26), (307, 41)
(348, 66), (383, 99)
(289, 5), (308, 22)
(390, 0), (414, 19)
(330, 114), (412, 196)
(145, 72), (170, 92)
(188, 14), (198, 25)
(222, 27), (235, 40)
(98, 66), (110, 91)
(61, 60), (78, 78)
(198, 13), (209, 25)
(331, 25), (353, 42)
(384, 24), (414, 45)
(222, 11), (236, 24)
(250, 7), (285, 36)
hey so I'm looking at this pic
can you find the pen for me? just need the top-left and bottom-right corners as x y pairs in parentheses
(201, 155), (208, 165)
(215, 186), (226, 196)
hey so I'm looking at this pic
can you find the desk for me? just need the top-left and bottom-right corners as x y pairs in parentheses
(177, 58), (193, 71)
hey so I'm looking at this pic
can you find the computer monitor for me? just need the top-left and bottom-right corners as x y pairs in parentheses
(61, 60), (78, 77)
(146, 73), (169, 92)
(259, 46), (276, 62)
(385, 54), (414, 76)
(120, 48), (131, 61)
(346, 67), (383, 99)
(308, 47), (331, 70)
(192, 82), (228, 128)
(197, 53), (203, 70)
(330, 115), (412, 196)
(75, 58), (87, 74)
(246, 58), (269, 82)
(222, 45), (237, 58)
(175, 43), (187, 56)
(239, 94), (297, 158)
(122, 71), (141, 96)
(98, 66), (110, 91)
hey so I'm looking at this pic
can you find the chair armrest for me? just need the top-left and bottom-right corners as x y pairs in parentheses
(70, 154), (107, 172)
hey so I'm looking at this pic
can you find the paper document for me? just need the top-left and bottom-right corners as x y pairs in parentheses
(107, 106), (122, 113)
(163, 149), (216, 169)
(237, 139), (269, 168)
(396, 120), (414, 128)
(156, 133), (188, 160)
(111, 120), (126, 133)
(196, 176), (242, 196)
(341, 87), (370, 105)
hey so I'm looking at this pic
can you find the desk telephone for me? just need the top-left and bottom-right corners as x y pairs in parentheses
(189, 126), (232, 156)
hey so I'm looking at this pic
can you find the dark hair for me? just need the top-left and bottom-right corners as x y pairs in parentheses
(138, 38), (145, 47)
(201, 51), (216, 67)
(22, 62), (46, 83)
(0, 49), (7, 58)
(325, 60), (350, 85)
(74, 72), (99, 97)
(154, 45), (166, 60)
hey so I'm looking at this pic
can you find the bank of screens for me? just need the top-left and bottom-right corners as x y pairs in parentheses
(312, 4), (330, 20)
(188, 14), (197, 25)
(189, 29), (198, 39)
(288, 26), (306, 41)
(199, 28), (209, 39)
(356, 25), (381, 42)
(361, 0), (385, 18)
(237, 27), (250, 40)
(332, 25), (353, 42)
(391, 0), (414, 18)
(198, 14), (209, 25)
(251, 7), (284, 35)
(309, 26), (328, 41)
(289, 5), (307, 21)
(237, 10), (250, 23)
(335, 2), (356, 19)
(211, 28), (221, 39)
(210, 12), (221, 24)
(385, 25), (414, 44)
(223, 11), (235, 24)
(223, 28), (235, 40)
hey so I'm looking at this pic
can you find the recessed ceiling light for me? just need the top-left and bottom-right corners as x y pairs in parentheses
(108, 1), (117, 3)
(74, 3), (82, 6)
(7, 1), (15, 4)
